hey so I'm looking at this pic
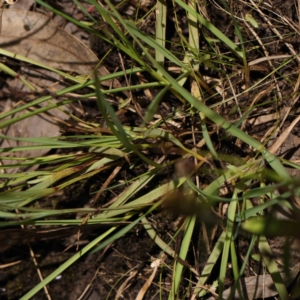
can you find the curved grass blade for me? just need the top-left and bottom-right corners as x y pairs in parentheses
(94, 73), (161, 168)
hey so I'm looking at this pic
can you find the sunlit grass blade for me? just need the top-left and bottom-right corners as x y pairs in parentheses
(169, 214), (196, 299)
(94, 177), (187, 219)
(0, 62), (35, 91)
(174, 0), (244, 59)
(218, 189), (239, 295)
(258, 235), (289, 300)
(19, 226), (117, 300)
(0, 48), (88, 85)
(106, 171), (156, 209)
(193, 231), (226, 297)
(155, 0), (167, 72)
(91, 201), (163, 254)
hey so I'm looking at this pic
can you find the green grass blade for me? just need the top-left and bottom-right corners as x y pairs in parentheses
(19, 226), (117, 300)
(155, 0), (167, 71)
(169, 215), (196, 299)
(258, 235), (289, 300)
(174, 0), (244, 59)
(94, 73), (161, 168)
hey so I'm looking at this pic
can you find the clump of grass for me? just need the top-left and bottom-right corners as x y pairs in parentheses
(1, 0), (300, 299)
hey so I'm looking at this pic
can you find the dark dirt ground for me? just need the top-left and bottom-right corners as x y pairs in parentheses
(1, 0), (300, 299)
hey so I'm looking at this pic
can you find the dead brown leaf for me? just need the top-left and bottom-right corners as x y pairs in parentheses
(0, 8), (124, 88)
(0, 9), (127, 173)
